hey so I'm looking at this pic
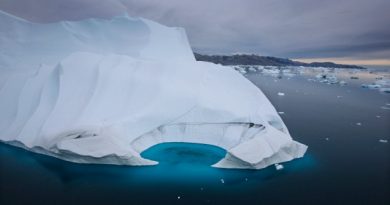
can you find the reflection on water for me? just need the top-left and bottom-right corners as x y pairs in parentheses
(0, 141), (315, 205)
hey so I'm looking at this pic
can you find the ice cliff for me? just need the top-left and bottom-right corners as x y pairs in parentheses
(0, 10), (307, 169)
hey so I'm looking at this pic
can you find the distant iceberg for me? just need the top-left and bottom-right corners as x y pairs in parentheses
(0, 11), (307, 169)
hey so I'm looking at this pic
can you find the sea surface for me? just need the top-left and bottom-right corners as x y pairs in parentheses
(1, 67), (389, 205)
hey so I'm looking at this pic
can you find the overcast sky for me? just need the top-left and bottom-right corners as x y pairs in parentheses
(1, 0), (389, 65)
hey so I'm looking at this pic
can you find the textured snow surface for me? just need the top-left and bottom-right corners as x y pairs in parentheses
(0, 11), (307, 169)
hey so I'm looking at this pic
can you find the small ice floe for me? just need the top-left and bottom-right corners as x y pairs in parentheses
(220, 179), (225, 184)
(283, 72), (296, 78)
(337, 95), (343, 98)
(381, 106), (390, 110)
(234, 66), (247, 74)
(376, 115), (381, 118)
(262, 68), (280, 77)
(379, 88), (390, 93)
(325, 137), (330, 141)
(350, 76), (359, 79)
(368, 84), (381, 89)
(277, 92), (285, 96)
(177, 196), (181, 200)
(278, 111), (285, 115)
(319, 79), (329, 84)
(327, 76), (338, 84)
(275, 163), (284, 170)
(361, 84), (381, 89)
(379, 139), (388, 143)
(375, 79), (389, 87)
(245, 178), (248, 181)
(316, 74), (326, 79)
(356, 122), (362, 126)
(248, 67), (257, 72)
(339, 80), (347, 86)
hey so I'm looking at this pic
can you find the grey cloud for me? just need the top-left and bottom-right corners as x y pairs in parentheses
(0, 0), (389, 60)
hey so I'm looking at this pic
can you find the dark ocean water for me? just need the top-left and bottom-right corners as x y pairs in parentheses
(1, 69), (389, 205)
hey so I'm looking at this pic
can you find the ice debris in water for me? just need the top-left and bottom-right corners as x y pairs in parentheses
(278, 111), (285, 115)
(379, 88), (390, 93)
(379, 139), (388, 143)
(220, 179), (225, 184)
(278, 92), (285, 96)
(275, 163), (284, 170)
(339, 81), (347, 86)
(356, 122), (362, 126)
(361, 84), (381, 89)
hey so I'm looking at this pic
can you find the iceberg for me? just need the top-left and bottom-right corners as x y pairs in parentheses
(0, 11), (307, 169)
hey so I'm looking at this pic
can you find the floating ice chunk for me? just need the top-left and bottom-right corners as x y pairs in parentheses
(379, 139), (388, 143)
(320, 79), (329, 83)
(220, 179), (225, 184)
(381, 106), (390, 110)
(356, 122), (362, 126)
(278, 92), (285, 96)
(275, 163), (284, 170)
(316, 74), (326, 79)
(234, 66), (247, 74)
(325, 137), (330, 141)
(327, 75), (338, 84)
(368, 84), (381, 89)
(375, 79), (389, 87)
(262, 68), (280, 77)
(339, 81), (347, 86)
(283, 72), (296, 78)
(248, 67), (257, 72)
(361, 84), (381, 89)
(379, 88), (390, 93)
(177, 196), (181, 200)
(350, 76), (359, 79)
(278, 111), (285, 115)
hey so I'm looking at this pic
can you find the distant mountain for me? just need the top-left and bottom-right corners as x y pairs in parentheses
(194, 53), (366, 69)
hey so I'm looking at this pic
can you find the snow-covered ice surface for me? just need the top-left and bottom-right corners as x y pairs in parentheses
(0, 11), (307, 169)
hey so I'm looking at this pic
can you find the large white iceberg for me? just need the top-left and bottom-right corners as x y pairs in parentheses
(0, 11), (307, 169)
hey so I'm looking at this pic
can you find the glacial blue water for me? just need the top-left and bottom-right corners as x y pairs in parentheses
(0, 68), (389, 205)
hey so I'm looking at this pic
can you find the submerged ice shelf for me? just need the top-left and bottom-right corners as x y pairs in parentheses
(0, 10), (307, 169)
